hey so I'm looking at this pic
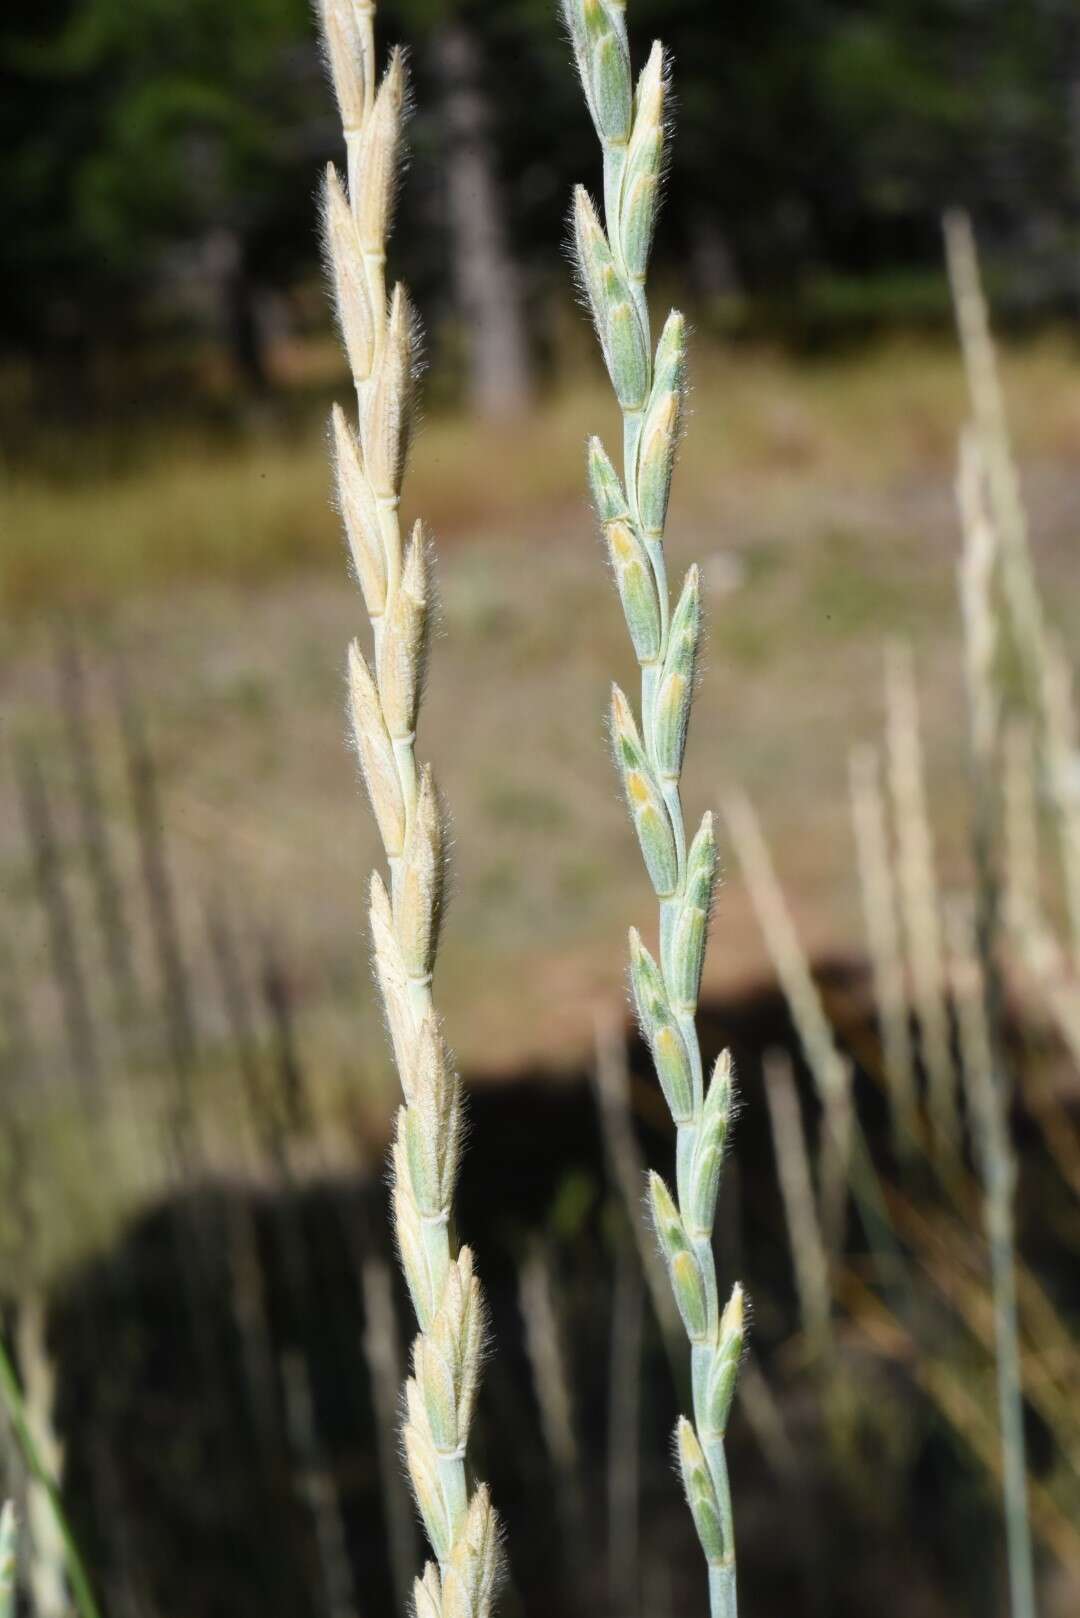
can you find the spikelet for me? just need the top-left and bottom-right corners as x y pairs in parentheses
(364, 284), (418, 499)
(324, 163), (376, 384)
(676, 1417), (726, 1565)
(357, 50), (406, 255)
(332, 403), (385, 617)
(378, 524), (429, 740)
(317, 0), (501, 1602)
(349, 643), (405, 856)
(319, 0), (371, 133)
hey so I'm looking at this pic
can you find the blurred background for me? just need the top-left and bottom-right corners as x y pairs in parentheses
(2, 2), (1080, 1617)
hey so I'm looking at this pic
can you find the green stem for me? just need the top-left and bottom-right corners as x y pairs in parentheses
(983, 1100), (1037, 1618)
(709, 1560), (738, 1618)
(991, 1211), (1037, 1618)
(623, 410), (644, 522)
(0, 1334), (102, 1618)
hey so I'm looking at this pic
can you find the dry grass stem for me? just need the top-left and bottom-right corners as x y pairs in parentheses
(1041, 646), (1080, 971)
(947, 899), (1037, 1618)
(281, 1350), (363, 1618)
(607, 1236), (644, 1617)
(518, 1243), (579, 1483)
(849, 745), (918, 1155)
(944, 211), (1049, 724)
(762, 1052), (832, 1353)
(884, 643), (960, 1157)
(591, 1008), (684, 1371)
(0, 1502), (15, 1618)
(721, 790), (853, 1255)
(360, 1255), (418, 1615)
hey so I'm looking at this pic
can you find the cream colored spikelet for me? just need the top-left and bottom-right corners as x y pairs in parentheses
(316, 3), (501, 1611)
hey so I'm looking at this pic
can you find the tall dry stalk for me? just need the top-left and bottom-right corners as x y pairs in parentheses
(0, 1501), (15, 1618)
(944, 212), (1048, 725)
(884, 643), (960, 1157)
(561, 7), (743, 1610)
(360, 1254), (418, 1616)
(14, 741), (100, 1093)
(721, 790), (854, 1255)
(281, 1349), (363, 1618)
(591, 1007), (684, 1382)
(762, 1052), (832, 1354)
(849, 745), (918, 1156)
(316, 3), (500, 1611)
(607, 1234), (644, 1617)
(1041, 645), (1080, 970)
(0, 1322), (99, 1618)
(948, 220), (1044, 1618)
(947, 905), (1037, 1618)
(55, 635), (139, 1024)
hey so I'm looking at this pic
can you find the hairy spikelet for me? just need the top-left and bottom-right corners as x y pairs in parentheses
(563, 7), (743, 1613)
(316, 2), (501, 1606)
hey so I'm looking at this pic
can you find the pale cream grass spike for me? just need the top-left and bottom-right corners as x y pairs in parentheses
(949, 214), (1080, 981)
(316, 3), (501, 1612)
(1041, 643), (1080, 971)
(0, 1501), (15, 1618)
(762, 1051), (832, 1354)
(518, 1244), (579, 1483)
(945, 902), (1037, 1618)
(849, 745), (918, 1156)
(1002, 721), (1040, 940)
(562, 7), (743, 1612)
(16, 1300), (66, 1618)
(883, 642), (960, 1157)
(956, 431), (1000, 775)
(944, 212), (1049, 716)
(721, 789), (853, 1258)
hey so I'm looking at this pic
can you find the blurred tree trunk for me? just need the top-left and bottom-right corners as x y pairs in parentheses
(432, 18), (532, 419)
(207, 228), (269, 396)
(688, 213), (742, 302)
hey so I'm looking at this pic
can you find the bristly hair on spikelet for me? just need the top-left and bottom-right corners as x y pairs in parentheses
(561, 4), (744, 1616)
(315, 3), (502, 1612)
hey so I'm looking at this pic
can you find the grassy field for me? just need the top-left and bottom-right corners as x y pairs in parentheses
(3, 333), (1080, 1117)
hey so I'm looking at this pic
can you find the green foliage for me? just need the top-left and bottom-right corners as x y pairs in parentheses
(4, 0), (1079, 368)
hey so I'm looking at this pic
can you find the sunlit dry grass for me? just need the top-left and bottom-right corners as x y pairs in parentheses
(4, 334), (1080, 616)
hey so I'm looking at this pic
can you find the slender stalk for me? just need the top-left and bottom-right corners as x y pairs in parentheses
(944, 212), (1048, 731)
(0, 1330), (101, 1618)
(113, 662), (198, 1160)
(591, 1007), (685, 1388)
(949, 275), (1039, 1614)
(359, 1255), (417, 1616)
(849, 744), (918, 1157)
(518, 1243), (579, 1485)
(884, 642), (960, 1157)
(562, 9), (744, 1608)
(281, 1349), (363, 1618)
(14, 740), (100, 1095)
(0, 1500), (15, 1618)
(762, 1051), (832, 1355)
(607, 1233), (643, 1618)
(55, 632), (140, 1022)
(948, 907), (1037, 1618)
(721, 789), (898, 1261)
(316, 4), (500, 1610)
(517, 1242), (586, 1580)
